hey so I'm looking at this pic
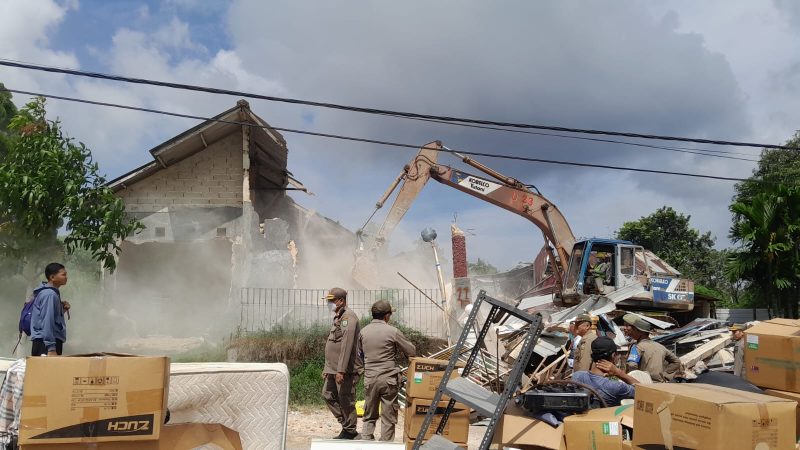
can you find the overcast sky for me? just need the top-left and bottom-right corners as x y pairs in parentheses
(1, 0), (798, 273)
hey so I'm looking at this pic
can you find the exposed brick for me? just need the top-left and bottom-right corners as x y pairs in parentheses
(452, 225), (468, 278)
(209, 200), (230, 206)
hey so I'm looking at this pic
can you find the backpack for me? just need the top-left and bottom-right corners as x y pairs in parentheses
(12, 287), (57, 354)
(18, 297), (35, 336)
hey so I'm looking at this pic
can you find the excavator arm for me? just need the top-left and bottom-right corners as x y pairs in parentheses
(353, 141), (576, 289)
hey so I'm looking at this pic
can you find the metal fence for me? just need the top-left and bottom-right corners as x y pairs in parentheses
(715, 308), (771, 323)
(239, 288), (447, 338)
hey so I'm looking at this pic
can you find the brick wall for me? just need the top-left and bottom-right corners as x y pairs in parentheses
(118, 132), (243, 212)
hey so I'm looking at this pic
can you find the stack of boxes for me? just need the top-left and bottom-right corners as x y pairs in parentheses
(630, 383), (796, 450)
(403, 357), (469, 450)
(743, 318), (800, 443)
(16, 354), (242, 450)
(538, 319), (800, 449)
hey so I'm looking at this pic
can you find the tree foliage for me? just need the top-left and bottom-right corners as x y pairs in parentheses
(468, 258), (498, 276)
(0, 83), (16, 157)
(726, 184), (800, 317)
(726, 132), (800, 317)
(615, 206), (717, 286)
(734, 132), (800, 206)
(0, 97), (142, 272)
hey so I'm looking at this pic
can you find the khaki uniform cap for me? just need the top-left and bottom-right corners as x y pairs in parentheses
(623, 313), (652, 332)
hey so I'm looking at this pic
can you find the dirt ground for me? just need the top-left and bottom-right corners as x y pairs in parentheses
(287, 406), (487, 450)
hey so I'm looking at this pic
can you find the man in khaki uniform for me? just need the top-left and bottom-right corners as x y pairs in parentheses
(623, 314), (681, 382)
(357, 300), (416, 441)
(730, 323), (748, 379)
(322, 288), (361, 439)
(572, 313), (597, 373)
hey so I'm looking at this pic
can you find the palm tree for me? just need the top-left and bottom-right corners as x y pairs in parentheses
(726, 185), (800, 318)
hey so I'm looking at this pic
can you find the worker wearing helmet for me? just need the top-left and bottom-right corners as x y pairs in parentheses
(588, 253), (612, 293)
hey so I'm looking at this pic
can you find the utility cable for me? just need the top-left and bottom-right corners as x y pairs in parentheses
(382, 113), (761, 161)
(0, 58), (796, 151)
(0, 87), (768, 183)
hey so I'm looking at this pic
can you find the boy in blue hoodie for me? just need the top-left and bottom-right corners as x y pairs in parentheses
(31, 262), (70, 356)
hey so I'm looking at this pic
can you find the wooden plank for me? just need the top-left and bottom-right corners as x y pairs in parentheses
(679, 335), (731, 367)
(677, 329), (728, 345)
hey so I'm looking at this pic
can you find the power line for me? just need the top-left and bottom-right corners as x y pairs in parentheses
(0, 87), (764, 183)
(0, 59), (760, 160)
(0, 58), (795, 151)
(379, 113), (760, 162)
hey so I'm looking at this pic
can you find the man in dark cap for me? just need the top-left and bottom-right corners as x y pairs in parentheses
(572, 312), (597, 373)
(572, 336), (640, 407)
(729, 323), (748, 379)
(322, 287), (361, 439)
(357, 299), (416, 441)
(623, 313), (681, 382)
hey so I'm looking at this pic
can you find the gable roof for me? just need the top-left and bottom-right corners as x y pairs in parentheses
(108, 100), (309, 193)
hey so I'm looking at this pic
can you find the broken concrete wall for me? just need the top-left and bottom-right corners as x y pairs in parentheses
(110, 132), (247, 342)
(285, 199), (357, 287)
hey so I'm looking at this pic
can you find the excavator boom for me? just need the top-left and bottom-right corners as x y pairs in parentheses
(429, 164), (576, 275)
(353, 141), (575, 289)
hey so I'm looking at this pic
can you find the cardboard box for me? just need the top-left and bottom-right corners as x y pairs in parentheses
(633, 383), (796, 450)
(19, 353), (169, 445)
(404, 398), (469, 443)
(405, 358), (464, 401)
(493, 405), (566, 450)
(563, 405), (634, 450)
(20, 423), (242, 449)
(744, 319), (800, 392)
(764, 389), (800, 440)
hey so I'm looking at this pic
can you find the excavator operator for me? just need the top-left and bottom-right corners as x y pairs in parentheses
(587, 253), (612, 293)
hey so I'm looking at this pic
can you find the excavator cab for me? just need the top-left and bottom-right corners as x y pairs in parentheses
(559, 239), (695, 311)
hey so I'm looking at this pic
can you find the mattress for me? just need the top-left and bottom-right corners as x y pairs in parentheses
(169, 362), (290, 450)
(0, 358), (16, 383)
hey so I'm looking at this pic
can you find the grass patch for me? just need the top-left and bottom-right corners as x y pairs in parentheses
(289, 357), (367, 406)
(231, 320), (442, 405)
(171, 342), (228, 363)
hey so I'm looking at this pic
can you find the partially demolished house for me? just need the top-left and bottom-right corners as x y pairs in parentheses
(107, 100), (354, 337)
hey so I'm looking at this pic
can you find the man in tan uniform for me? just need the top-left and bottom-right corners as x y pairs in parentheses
(357, 300), (416, 441)
(623, 314), (681, 382)
(322, 288), (361, 439)
(730, 323), (748, 379)
(572, 313), (597, 373)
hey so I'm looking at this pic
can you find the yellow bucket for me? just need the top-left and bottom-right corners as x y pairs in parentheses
(355, 400), (380, 417)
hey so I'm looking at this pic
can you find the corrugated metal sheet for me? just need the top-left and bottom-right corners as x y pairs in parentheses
(639, 250), (681, 276)
(715, 308), (771, 323)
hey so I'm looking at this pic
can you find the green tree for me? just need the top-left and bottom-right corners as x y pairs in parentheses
(0, 97), (142, 275)
(735, 132), (800, 205)
(615, 206), (718, 287)
(468, 258), (498, 276)
(727, 133), (800, 318)
(0, 83), (17, 157)
(726, 185), (800, 317)
(707, 248), (747, 306)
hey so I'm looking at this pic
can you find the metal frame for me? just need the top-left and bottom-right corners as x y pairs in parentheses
(412, 290), (544, 450)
